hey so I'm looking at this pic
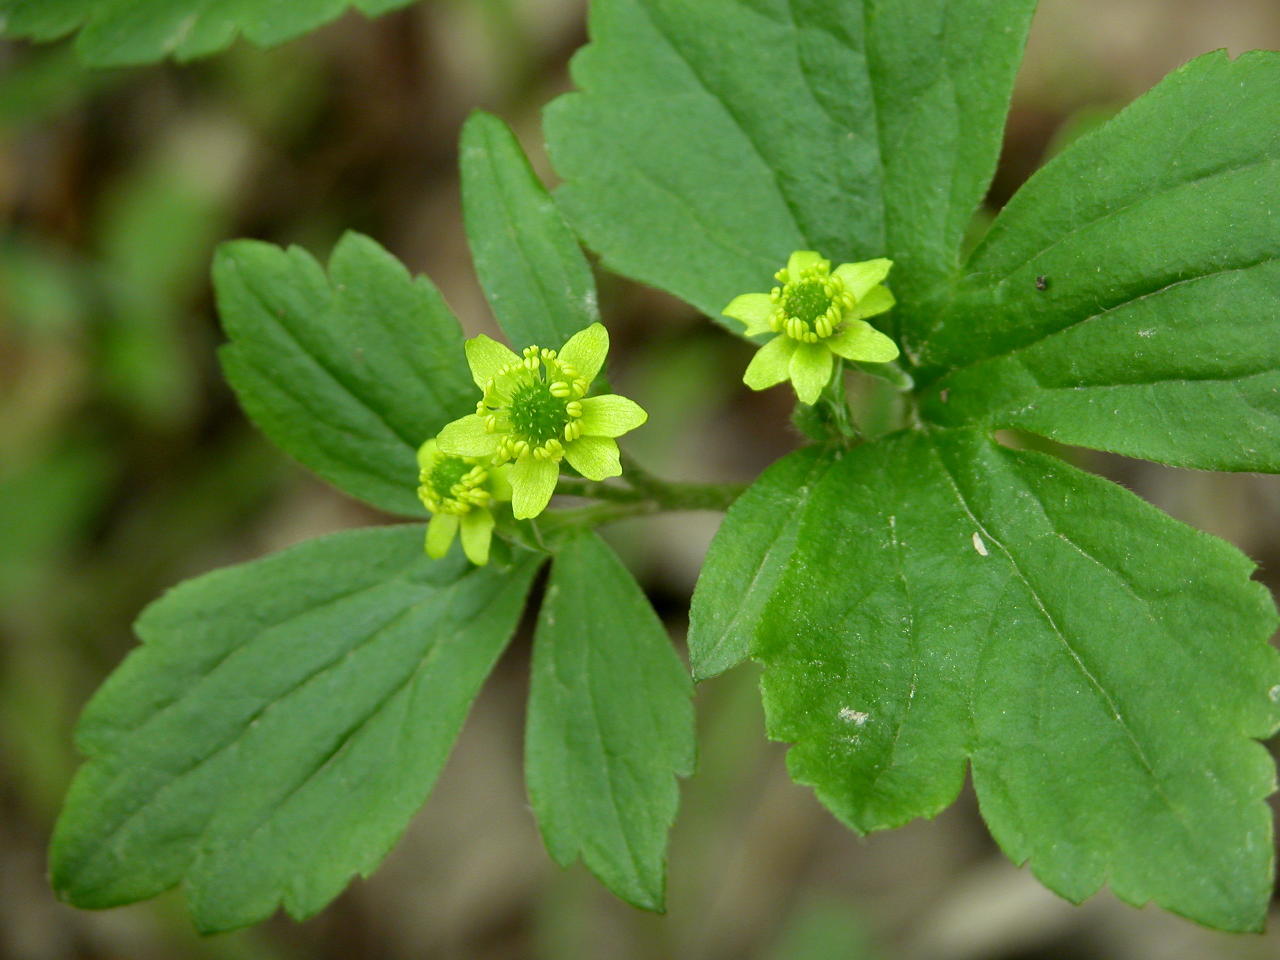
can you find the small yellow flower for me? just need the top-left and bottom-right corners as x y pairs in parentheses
(417, 439), (512, 565)
(724, 251), (900, 404)
(435, 323), (647, 520)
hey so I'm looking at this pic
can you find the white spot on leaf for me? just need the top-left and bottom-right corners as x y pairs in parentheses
(838, 707), (869, 726)
(972, 531), (989, 556)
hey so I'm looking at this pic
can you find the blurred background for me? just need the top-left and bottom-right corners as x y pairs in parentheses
(3, 1), (1280, 957)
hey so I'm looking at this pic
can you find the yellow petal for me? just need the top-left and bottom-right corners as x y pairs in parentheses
(437, 415), (500, 457)
(465, 335), (520, 389)
(558, 322), (609, 385)
(459, 509), (495, 565)
(577, 395), (648, 438)
(511, 458), (559, 519)
(564, 436), (621, 481)
(743, 336), (796, 391)
(788, 342), (834, 405)
(425, 512), (459, 558)
(827, 320), (900, 363)
(833, 259), (893, 300)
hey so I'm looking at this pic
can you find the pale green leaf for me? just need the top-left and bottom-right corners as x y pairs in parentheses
(50, 525), (541, 933)
(215, 232), (475, 517)
(526, 532), (694, 910)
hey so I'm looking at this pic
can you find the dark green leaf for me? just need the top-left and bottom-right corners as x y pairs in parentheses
(0, 0), (418, 67)
(461, 111), (600, 349)
(919, 51), (1280, 471)
(545, 0), (1036, 332)
(526, 531), (694, 911)
(50, 524), (541, 933)
(689, 429), (1280, 931)
(214, 232), (475, 517)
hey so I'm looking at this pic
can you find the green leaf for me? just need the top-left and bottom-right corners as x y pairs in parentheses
(688, 429), (1280, 931)
(50, 524), (541, 933)
(687, 447), (829, 680)
(526, 531), (694, 911)
(0, 0), (419, 67)
(214, 232), (475, 517)
(918, 51), (1280, 471)
(544, 0), (1036, 331)
(460, 111), (601, 349)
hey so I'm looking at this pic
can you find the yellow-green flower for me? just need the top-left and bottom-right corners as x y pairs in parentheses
(436, 323), (647, 520)
(417, 439), (512, 565)
(724, 251), (900, 404)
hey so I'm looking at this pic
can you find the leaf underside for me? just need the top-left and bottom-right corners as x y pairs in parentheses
(526, 531), (695, 911)
(50, 525), (541, 933)
(0, 0), (419, 67)
(214, 232), (476, 518)
(690, 431), (1280, 931)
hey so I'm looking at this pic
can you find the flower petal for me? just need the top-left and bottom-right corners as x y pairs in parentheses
(436, 415), (501, 457)
(833, 258), (893, 300)
(489, 463), (513, 502)
(564, 436), (622, 481)
(558, 322), (609, 385)
(577, 395), (648, 438)
(827, 320), (900, 363)
(786, 250), (825, 276)
(789, 342), (834, 405)
(459, 508), (495, 565)
(722, 293), (775, 335)
(416, 438), (438, 470)
(743, 335), (796, 391)
(511, 458), (560, 519)
(848, 284), (895, 322)
(465, 335), (520, 389)
(425, 512), (459, 559)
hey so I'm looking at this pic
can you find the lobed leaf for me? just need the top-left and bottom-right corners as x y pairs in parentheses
(919, 51), (1280, 472)
(689, 429), (1280, 931)
(526, 531), (694, 911)
(460, 111), (601, 349)
(545, 0), (1036, 335)
(0, 0), (419, 67)
(50, 525), (541, 933)
(214, 232), (475, 517)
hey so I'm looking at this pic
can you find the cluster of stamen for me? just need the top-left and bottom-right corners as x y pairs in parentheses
(479, 345), (589, 463)
(768, 259), (855, 343)
(419, 455), (493, 516)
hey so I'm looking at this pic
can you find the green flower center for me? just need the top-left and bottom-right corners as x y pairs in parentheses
(782, 278), (832, 326)
(509, 382), (570, 445)
(419, 452), (492, 515)
(480, 346), (588, 463)
(769, 258), (854, 344)
(429, 456), (474, 501)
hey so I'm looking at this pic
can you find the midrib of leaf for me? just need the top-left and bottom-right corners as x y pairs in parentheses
(236, 262), (420, 450)
(480, 139), (577, 340)
(631, 1), (807, 244)
(74, 566), (494, 878)
(580, 630), (647, 885)
(861, 513), (921, 799)
(102, 573), (407, 746)
(926, 433), (1191, 834)
(212, 582), (478, 853)
(931, 255), (1280, 385)
(969, 149), (1280, 287)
